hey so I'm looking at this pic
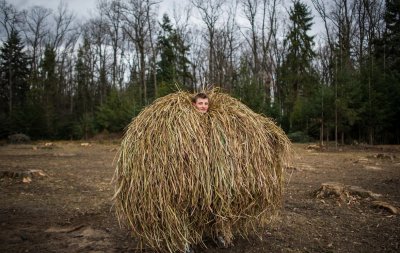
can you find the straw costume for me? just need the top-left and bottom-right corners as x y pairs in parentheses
(113, 89), (291, 253)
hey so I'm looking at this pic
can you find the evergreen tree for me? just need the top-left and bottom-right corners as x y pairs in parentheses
(332, 52), (361, 144)
(75, 38), (94, 117)
(95, 88), (137, 133)
(0, 30), (30, 115)
(383, 0), (400, 143)
(383, 0), (400, 74)
(157, 14), (192, 96)
(369, 0), (400, 143)
(40, 44), (58, 137)
(0, 30), (30, 138)
(157, 15), (175, 84)
(277, 0), (317, 132)
(71, 38), (96, 139)
(233, 56), (266, 114)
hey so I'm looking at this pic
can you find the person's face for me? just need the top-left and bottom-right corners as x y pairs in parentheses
(193, 98), (209, 113)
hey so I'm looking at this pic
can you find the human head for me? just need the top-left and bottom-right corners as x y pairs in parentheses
(192, 93), (209, 113)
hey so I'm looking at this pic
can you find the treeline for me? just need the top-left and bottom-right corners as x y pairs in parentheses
(0, 0), (399, 144)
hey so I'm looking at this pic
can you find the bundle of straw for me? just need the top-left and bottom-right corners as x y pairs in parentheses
(113, 90), (291, 252)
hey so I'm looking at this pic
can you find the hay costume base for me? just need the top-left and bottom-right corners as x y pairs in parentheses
(113, 90), (291, 252)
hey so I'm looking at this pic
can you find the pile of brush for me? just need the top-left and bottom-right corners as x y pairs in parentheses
(113, 89), (291, 252)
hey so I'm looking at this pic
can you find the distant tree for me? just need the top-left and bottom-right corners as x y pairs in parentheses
(382, 0), (400, 143)
(99, 0), (125, 89)
(351, 0), (385, 145)
(157, 14), (176, 93)
(212, 10), (239, 91)
(173, 26), (192, 88)
(157, 14), (192, 96)
(311, 0), (364, 145)
(95, 88), (136, 133)
(75, 37), (94, 117)
(39, 44), (58, 137)
(277, 0), (316, 132)
(383, 0), (400, 74)
(369, 0), (400, 143)
(48, 2), (78, 102)
(233, 56), (266, 114)
(0, 30), (38, 138)
(123, 0), (159, 105)
(0, 0), (21, 39)
(84, 16), (110, 107)
(0, 30), (30, 115)
(21, 6), (51, 80)
(191, 0), (224, 84)
(241, 0), (261, 78)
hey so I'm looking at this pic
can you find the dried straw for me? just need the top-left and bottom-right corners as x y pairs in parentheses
(113, 89), (291, 252)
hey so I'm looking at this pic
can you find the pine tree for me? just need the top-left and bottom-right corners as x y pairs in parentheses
(233, 56), (267, 114)
(383, 0), (400, 143)
(157, 15), (176, 86)
(383, 0), (400, 74)
(156, 14), (192, 96)
(75, 38), (94, 117)
(369, 0), (400, 143)
(0, 30), (30, 115)
(0, 30), (30, 138)
(39, 44), (58, 137)
(69, 38), (97, 139)
(277, 0), (317, 132)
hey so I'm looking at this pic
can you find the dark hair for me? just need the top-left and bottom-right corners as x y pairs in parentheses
(192, 92), (209, 103)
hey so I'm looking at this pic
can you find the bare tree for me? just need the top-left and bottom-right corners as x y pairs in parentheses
(21, 6), (51, 79)
(352, 0), (384, 144)
(240, 0), (279, 105)
(122, 0), (159, 104)
(49, 2), (76, 50)
(85, 15), (110, 106)
(99, 0), (125, 89)
(0, 0), (21, 39)
(311, 0), (335, 52)
(314, 40), (332, 145)
(171, 2), (193, 43)
(241, 0), (260, 76)
(145, 2), (160, 98)
(311, 0), (358, 147)
(171, 1), (194, 88)
(213, 1), (240, 91)
(260, 0), (279, 103)
(188, 26), (209, 90)
(50, 2), (79, 112)
(191, 0), (224, 84)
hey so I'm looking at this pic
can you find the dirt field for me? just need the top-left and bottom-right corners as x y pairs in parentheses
(0, 141), (399, 253)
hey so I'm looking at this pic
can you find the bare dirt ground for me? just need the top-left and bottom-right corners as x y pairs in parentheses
(0, 141), (399, 253)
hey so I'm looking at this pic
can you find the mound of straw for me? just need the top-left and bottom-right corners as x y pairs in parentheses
(113, 90), (291, 252)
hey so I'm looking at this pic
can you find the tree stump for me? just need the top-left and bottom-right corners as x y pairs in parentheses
(0, 169), (47, 183)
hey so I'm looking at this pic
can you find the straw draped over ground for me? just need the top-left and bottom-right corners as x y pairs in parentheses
(113, 90), (291, 253)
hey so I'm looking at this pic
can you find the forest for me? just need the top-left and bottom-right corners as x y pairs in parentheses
(0, 0), (399, 144)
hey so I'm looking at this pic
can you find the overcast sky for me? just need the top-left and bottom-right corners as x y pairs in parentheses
(14, 0), (98, 18)
(13, 0), (180, 20)
(12, 0), (323, 36)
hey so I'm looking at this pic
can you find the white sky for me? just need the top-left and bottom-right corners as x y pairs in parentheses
(14, 0), (98, 18)
(13, 0), (178, 19)
(12, 0), (324, 36)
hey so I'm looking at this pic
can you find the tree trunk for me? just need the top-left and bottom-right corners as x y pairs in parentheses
(8, 65), (12, 114)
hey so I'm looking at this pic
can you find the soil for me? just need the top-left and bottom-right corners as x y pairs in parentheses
(0, 141), (399, 253)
